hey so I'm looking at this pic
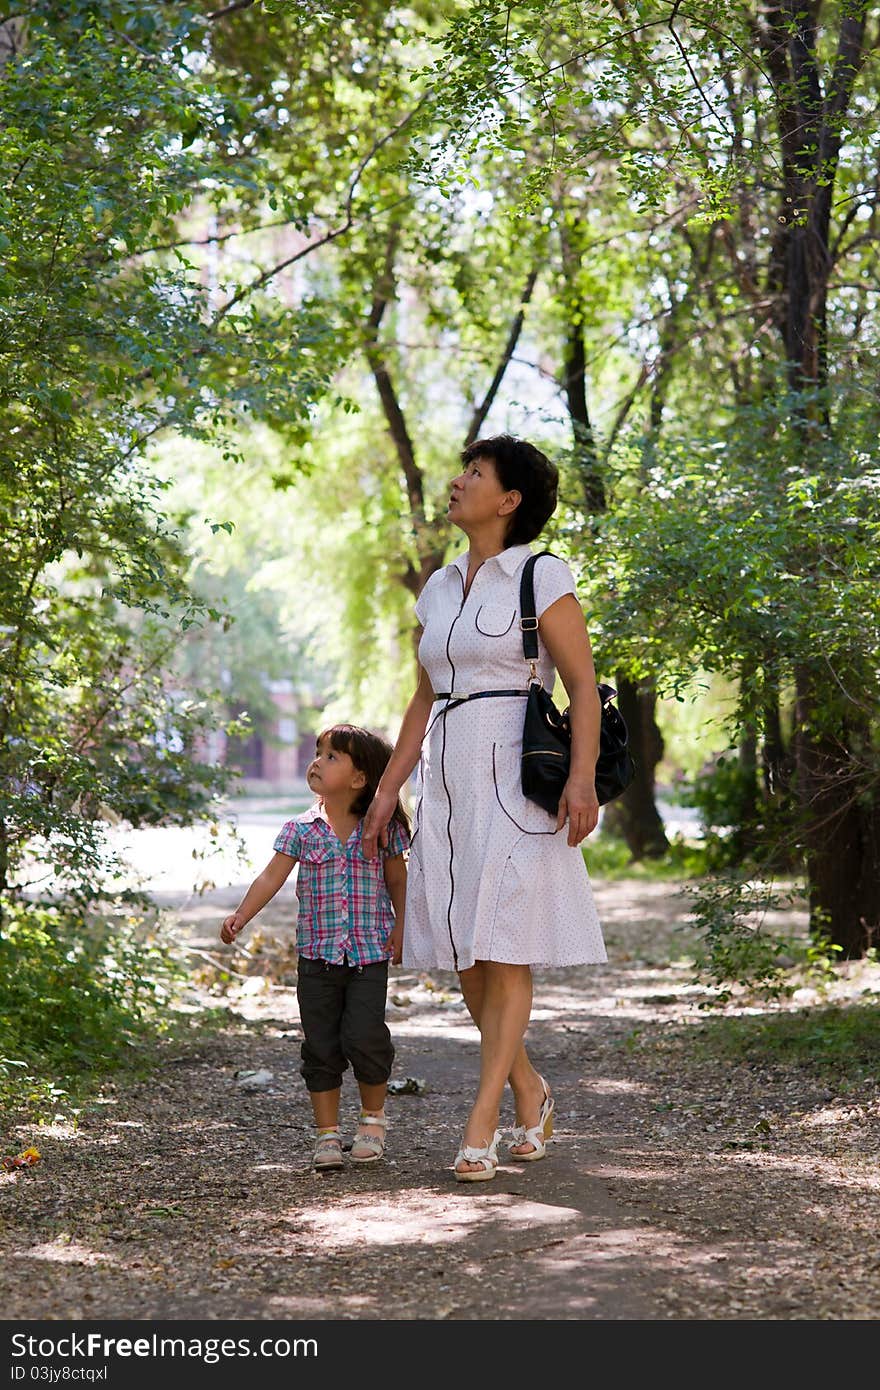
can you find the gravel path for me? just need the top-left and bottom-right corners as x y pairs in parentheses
(2, 870), (879, 1323)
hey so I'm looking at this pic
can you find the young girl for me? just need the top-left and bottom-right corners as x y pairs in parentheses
(220, 724), (409, 1172)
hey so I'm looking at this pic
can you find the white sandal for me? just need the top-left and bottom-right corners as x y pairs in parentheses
(454, 1129), (501, 1182)
(350, 1111), (387, 1164)
(509, 1077), (554, 1162)
(313, 1127), (344, 1171)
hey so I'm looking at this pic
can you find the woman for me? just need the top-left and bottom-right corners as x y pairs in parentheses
(361, 434), (607, 1181)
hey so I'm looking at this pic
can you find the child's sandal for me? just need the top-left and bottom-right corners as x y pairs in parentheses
(313, 1127), (344, 1172)
(350, 1111), (387, 1165)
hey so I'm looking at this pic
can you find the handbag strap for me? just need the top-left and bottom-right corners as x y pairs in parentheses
(519, 550), (556, 663)
(520, 553), (619, 709)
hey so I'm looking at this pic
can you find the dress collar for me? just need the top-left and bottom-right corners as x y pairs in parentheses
(450, 543), (533, 580)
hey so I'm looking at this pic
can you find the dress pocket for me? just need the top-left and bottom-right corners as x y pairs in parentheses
(474, 603), (516, 637)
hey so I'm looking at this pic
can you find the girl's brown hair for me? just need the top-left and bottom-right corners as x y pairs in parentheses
(316, 724), (411, 835)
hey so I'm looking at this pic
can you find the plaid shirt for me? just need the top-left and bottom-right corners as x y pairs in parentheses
(273, 805), (409, 966)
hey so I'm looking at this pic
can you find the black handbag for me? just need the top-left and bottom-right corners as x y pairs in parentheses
(519, 553), (636, 816)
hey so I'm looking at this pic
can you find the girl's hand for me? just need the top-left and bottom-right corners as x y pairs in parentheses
(220, 913), (246, 945)
(361, 788), (398, 859)
(556, 776), (600, 846)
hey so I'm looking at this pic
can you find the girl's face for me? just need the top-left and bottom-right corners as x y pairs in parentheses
(447, 455), (519, 533)
(306, 736), (365, 801)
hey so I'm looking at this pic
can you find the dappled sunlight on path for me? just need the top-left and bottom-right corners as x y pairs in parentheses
(5, 806), (880, 1320)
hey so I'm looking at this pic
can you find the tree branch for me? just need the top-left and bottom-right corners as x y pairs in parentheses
(825, 4), (872, 127)
(143, 218), (296, 256)
(363, 234), (426, 582)
(464, 264), (539, 447)
(666, 0), (731, 137)
(210, 99), (426, 325)
(602, 363), (652, 460)
(206, 1), (259, 19)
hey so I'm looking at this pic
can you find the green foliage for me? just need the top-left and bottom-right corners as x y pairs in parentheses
(683, 754), (755, 833)
(0, 901), (185, 1118)
(687, 1000), (880, 1082)
(0, 3), (344, 913)
(583, 392), (880, 907)
(583, 832), (708, 881)
(684, 872), (843, 1005)
(590, 394), (880, 697)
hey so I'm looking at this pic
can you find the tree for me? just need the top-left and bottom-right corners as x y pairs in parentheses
(0, 1), (338, 922)
(413, 0), (880, 953)
(70, 0), (877, 957)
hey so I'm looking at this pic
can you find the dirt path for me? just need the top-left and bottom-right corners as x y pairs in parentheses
(2, 877), (880, 1322)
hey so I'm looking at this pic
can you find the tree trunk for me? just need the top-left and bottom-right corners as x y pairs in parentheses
(559, 219), (667, 856)
(562, 319), (605, 513)
(738, 725), (759, 807)
(761, 688), (790, 798)
(794, 668), (880, 957)
(601, 677), (669, 858)
(0, 820), (7, 937)
(757, 3), (879, 955)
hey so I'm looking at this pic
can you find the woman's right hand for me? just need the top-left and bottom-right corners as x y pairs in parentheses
(361, 786), (399, 859)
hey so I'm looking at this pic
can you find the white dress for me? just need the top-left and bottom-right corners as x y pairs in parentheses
(402, 543), (607, 973)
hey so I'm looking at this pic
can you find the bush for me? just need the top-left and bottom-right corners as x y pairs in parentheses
(685, 754), (755, 830)
(583, 831), (708, 880)
(681, 754), (800, 872)
(0, 902), (186, 1120)
(687, 871), (833, 1004)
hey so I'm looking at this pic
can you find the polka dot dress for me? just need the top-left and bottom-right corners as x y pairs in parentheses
(402, 544), (607, 973)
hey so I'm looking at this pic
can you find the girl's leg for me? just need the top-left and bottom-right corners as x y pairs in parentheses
(310, 1087), (341, 1130)
(456, 960), (535, 1175)
(296, 959), (347, 1166)
(458, 962), (548, 1157)
(341, 962), (394, 1158)
(311, 1091), (344, 1170)
(355, 1080), (388, 1148)
(357, 1082), (388, 1111)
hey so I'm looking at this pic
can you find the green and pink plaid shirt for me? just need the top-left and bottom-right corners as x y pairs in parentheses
(274, 805), (409, 966)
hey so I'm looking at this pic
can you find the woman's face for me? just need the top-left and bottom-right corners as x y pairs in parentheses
(447, 455), (517, 533)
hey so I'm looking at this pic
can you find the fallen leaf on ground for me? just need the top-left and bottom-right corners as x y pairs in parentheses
(1, 1147), (41, 1171)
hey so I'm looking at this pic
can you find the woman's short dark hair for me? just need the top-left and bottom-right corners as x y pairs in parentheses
(460, 434), (558, 546)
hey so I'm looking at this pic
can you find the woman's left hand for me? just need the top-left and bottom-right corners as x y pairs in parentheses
(556, 776), (600, 846)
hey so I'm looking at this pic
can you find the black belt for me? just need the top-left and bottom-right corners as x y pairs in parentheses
(434, 688), (529, 710)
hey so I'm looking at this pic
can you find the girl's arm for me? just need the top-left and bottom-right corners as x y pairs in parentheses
(539, 593), (602, 847)
(361, 660), (435, 858)
(219, 852), (297, 943)
(383, 852), (407, 965)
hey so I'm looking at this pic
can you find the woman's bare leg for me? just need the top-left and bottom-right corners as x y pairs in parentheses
(455, 961), (542, 1174)
(458, 962), (538, 1095)
(458, 962), (550, 1160)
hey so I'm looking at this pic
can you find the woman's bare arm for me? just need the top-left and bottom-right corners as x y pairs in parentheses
(361, 661), (435, 858)
(539, 593), (602, 846)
